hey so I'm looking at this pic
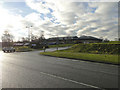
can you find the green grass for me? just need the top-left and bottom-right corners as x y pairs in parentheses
(48, 44), (73, 48)
(15, 46), (34, 52)
(66, 43), (120, 55)
(93, 41), (120, 44)
(107, 41), (120, 44)
(40, 51), (119, 64)
(40, 42), (119, 64)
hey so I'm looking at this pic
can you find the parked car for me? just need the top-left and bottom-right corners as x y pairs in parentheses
(2, 47), (15, 53)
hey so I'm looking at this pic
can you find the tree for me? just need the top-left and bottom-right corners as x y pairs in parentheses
(104, 38), (109, 42)
(39, 31), (45, 44)
(31, 34), (38, 42)
(1, 30), (14, 47)
(2, 31), (14, 42)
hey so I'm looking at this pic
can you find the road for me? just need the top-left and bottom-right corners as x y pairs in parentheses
(0, 47), (119, 89)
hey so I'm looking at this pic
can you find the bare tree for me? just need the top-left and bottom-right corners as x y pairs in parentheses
(104, 38), (109, 42)
(2, 30), (14, 47)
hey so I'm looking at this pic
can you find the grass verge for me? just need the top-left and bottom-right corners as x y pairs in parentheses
(15, 46), (34, 52)
(40, 51), (119, 65)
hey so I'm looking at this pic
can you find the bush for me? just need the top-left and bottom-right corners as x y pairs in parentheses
(69, 43), (120, 55)
(15, 46), (33, 52)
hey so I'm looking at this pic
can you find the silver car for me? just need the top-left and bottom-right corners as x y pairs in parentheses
(2, 47), (15, 53)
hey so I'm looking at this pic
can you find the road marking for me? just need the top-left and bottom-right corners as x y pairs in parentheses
(45, 57), (118, 76)
(56, 57), (118, 67)
(71, 60), (79, 62)
(59, 59), (118, 75)
(39, 71), (104, 89)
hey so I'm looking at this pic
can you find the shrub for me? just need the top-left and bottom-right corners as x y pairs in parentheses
(70, 43), (120, 55)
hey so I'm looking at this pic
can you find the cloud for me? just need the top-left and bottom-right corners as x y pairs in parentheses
(0, 5), (26, 41)
(0, 1), (118, 41)
(25, 0), (50, 14)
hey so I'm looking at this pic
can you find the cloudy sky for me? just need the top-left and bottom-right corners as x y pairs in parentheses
(0, 0), (119, 41)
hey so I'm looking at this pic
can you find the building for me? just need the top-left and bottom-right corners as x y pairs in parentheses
(46, 35), (102, 45)
(46, 36), (78, 45)
(13, 42), (30, 46)
(77, 35), (103, 44)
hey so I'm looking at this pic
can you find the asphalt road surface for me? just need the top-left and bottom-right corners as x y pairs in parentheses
(0, 47), (119, 89)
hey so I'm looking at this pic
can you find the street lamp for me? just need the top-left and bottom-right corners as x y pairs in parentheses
(40, 31), (46, 52)
(26, 25), (33, 42)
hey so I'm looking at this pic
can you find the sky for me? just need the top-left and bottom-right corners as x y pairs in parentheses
(0, 0), (119, 41)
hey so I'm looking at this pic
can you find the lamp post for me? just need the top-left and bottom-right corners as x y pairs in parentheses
(41, 31), (46, 52)
(26, 25), (33, 42)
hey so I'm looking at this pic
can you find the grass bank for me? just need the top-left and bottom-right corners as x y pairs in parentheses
(40, 51), (119, 65)
(67, 43), (120, 55)
(107, 41), (120, 44)
(40, 43), (120, 65)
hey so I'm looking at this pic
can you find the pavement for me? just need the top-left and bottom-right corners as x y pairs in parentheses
(0, 47), (119, 89)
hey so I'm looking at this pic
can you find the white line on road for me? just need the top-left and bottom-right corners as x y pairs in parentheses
(57, 57), (117, 67)
(71, 60), (79, 62)
(57, 58), (118, 76)
(39, 71), (104, 89)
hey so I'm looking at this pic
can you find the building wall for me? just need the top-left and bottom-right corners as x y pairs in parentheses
(46, 37), (102, 45)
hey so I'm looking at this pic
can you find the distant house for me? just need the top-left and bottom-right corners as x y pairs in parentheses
(13, 42), (30, 46)
(46, 35), (102, 44)
(46, 36), (78, 44)
(24, 43), (30, 46)
(48, 42), (57, 45)
(13, 43), (24, 46)
(77, 36), (103, 44)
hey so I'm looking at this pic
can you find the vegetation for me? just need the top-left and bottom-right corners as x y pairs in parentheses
(40, 42), (120, 65)
(2, 30), (14, 47)
(13, 44), (72, 52)
(15, 46), (34, 52)
(93, 41), (120, 44)
(65, 43), (120, 55)
(107, 41), (120, 44)
(40, 52), (119, 64)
